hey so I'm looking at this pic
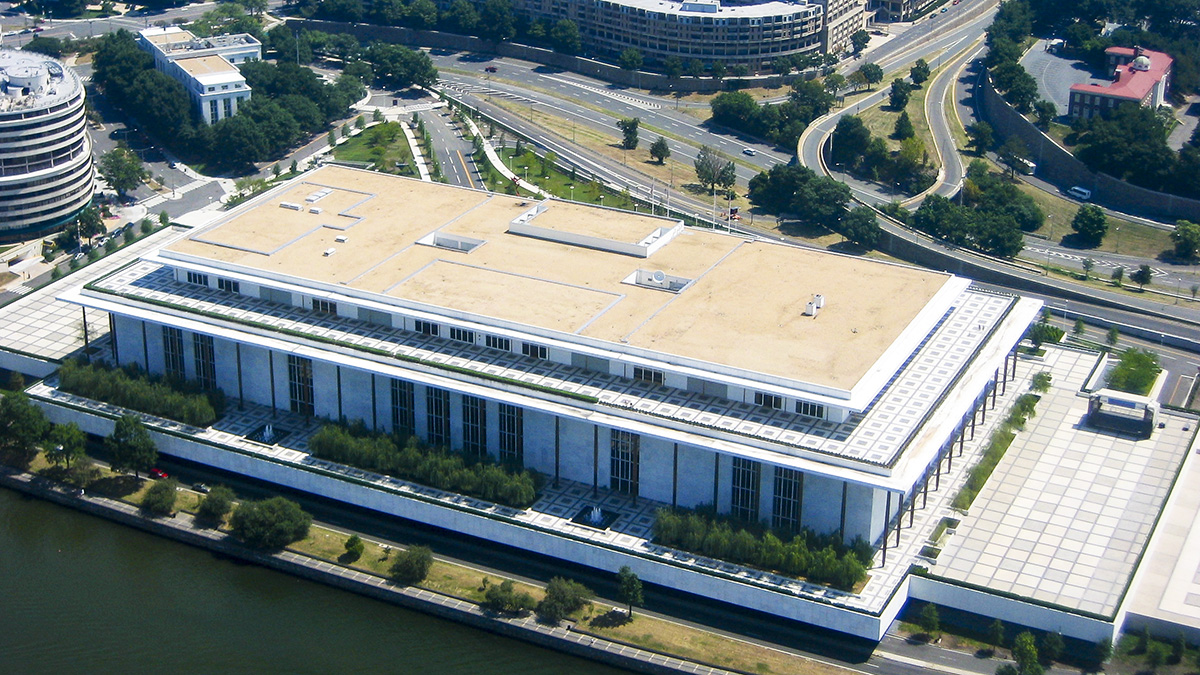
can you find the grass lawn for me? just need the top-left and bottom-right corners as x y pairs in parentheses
(582, 606), (849, 675)
(483, 97), (748, 212)
(332, 122), (417, 178)
(1015, 181), (1173, 260)
(857, 59), (951, 174)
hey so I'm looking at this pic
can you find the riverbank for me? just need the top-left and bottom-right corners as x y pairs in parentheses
(0, 465), (848, 675)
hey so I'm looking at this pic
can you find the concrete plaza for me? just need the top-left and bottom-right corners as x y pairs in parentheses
(935, 348), (1196, 617)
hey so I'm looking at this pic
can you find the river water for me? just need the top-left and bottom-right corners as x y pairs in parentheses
(0, 489), (623, 674)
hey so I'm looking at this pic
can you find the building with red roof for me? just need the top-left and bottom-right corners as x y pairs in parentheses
(1068, 46), (1172, 119)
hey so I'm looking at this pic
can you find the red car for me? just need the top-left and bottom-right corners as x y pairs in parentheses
(149, 468), (169, 479)
(484, 66), (498, 73)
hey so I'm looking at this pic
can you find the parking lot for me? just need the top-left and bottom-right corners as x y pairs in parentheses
(1020, 39), (1112, 116)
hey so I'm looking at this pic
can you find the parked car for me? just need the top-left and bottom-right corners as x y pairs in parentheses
(192, 482), (210, 493)
(149, 468), (169, 479)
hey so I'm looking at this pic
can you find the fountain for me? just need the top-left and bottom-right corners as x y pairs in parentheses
(571, 504), (618, 530)
(587, 506), (604, 527)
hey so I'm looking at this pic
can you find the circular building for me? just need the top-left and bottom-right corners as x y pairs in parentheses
(0, 49), (94, 242)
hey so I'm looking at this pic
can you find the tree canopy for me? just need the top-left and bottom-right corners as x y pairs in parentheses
(0, 392), (49, 467)
(230, 496), (313, 549)
(106, 415), (158, 478)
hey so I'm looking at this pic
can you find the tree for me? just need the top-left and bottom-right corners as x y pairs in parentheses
(391, 545), (433, 584)
(1033, 99), (1056, 128)
(889, 78), (912, 110)
(616, 117), (640, 151)
(618, 48), (643, 73)
(230, 496), (312, 549)
(997, 137), (1029, 177)
(894, 111), (915, 140)
(196, 485), (235, 524)
(910, 59), (930, 86)
(1107, 326), (1120, 345)
(850, 29), (870, 56)
(1131, 264), (1153, 290)
(1081, 257), (1095, 279)
(663, 56), (684, 80)
(1012, 631), (1039, 673)
(967, 121), (994, 155)
(918, 603), (940, 639)
(483, 579), (536, 613)
(105, 415), (157, 478)
(837, 206), (882, 248)
(1112, 266), (1124, 287)
(24, 35), (64, 58)
(1172, 220), (1200, 260)
(141, 479), (178, 517)
(987, 618), (1006, 653)
(1032, 371), (1052, 392)
(831, 115), (871, 167)
(649, 136), (670, 164)
(1070, 204), (1107, 247)
(344, 534), (365, 562)
(98, 147), (147, 197)
(536, 577), (592, 624)
(0, 392), (50, 467)
(1146, 643), (1168, 672)
(858, 63), (884, 88)
(1039, 632), (1064, 664)
(617, 566), (644, 617)
(995, 666), (1020, 675)
(847, 69), (869, 92)
(549, 19), (581, 54)
(1172, 632), (1187, 664)
(694, 145), (727, 194)
(1073, 318), (1085, 335)
(710, 61), (726, 81)
(478, 0), (516, 42)
(686, 59), (706, 78)
(824, 73), (846, 95)
(1094, 637), (1113, 666)
(47, 423), (85, 468)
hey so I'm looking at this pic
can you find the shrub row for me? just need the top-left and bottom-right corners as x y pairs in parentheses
(57, 360), (224, 427)
(308, 424), (541, 508)
(652, 508), (870, 591)
(952, 393), (1040, 511)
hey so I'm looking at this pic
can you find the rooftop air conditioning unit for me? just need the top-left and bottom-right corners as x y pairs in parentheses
(335, 235), (348, 243)
(323, 248), (336, 257)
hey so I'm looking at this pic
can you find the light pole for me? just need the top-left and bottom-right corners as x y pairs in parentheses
(1115, 226), (1121, 255)
(569, 184), (574, 202)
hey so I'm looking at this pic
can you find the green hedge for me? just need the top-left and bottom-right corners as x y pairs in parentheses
(57, 360), (224, 427)
(951, 393), (1040, 511)
(651, 508), (870, 591)
(308, 423), (541, 509)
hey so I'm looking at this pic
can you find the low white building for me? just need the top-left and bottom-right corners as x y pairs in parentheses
(60, 166), (1044, 638)
(137, 27), (260, 125)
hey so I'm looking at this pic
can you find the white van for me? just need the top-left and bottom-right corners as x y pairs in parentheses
(1066, 186), (1092, 201)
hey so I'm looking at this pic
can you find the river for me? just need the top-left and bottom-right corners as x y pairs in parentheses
(0, 489), (624, 674)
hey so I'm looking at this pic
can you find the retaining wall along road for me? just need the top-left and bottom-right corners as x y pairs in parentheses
(977, 72), (1200, 223)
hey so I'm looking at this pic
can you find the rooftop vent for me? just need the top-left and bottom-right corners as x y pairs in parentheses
(305, 188), (333, 203)
(624, 268), (692, 293)
(804, 294), (825, 317)
(309, 207), (323, 215)
(416, 231), (486, 253)
(280, 202), (302, 211)
(334, 235), (348, 243)
(323, 248), (336, 257)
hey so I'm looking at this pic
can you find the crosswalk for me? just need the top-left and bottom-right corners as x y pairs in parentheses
(542, 75), (661, 109)
(1025, 245), (1169, 277)
(438, 80), (537, 105)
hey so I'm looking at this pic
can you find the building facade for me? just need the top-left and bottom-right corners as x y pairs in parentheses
(1068, 46), (1172, 120)
(0, 49), (94, 242)
(137, 27), (261, 125)
(72, 167), (1040, 559)
(506, 0), (829, 70)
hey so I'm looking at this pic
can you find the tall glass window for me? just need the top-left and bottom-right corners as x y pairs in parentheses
(192, 333), (216, 391)
(287, 355), (314, 417)
(426, 387), (450, 448)
(391, 379), (415, 439)
(772, 467), (802, 532)
(731, 457), (761, 522)
(162, 326), (185, 381)
(498, 404), (523, 466)
(610, 430), (640, 495)
(462, 395), (487, 457)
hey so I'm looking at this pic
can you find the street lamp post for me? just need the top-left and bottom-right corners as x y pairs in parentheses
(569, 184), (574, 201)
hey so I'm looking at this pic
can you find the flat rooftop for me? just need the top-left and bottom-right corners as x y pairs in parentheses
(176, 55), (239, 77)
(934, 348), (1193, 617)
(165, 166), (953, 393)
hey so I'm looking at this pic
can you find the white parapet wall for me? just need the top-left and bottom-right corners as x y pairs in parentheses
(909, 575), (1120, 643)
(33, 393), (908, 641)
